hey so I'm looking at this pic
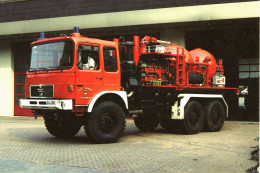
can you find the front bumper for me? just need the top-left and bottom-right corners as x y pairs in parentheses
(19, 99), (73, 110)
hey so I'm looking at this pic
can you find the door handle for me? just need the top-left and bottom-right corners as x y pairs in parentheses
(96, 77), (103, 80)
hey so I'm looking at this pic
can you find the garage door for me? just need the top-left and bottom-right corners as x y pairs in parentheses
(13, 42), (33, 116)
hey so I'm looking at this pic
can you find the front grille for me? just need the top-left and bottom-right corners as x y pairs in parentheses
(30, 85), (54, 98)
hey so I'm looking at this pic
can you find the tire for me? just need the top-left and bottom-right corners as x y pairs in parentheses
(43, 112), (81, 138)
(134, 109), (159, 132)
(84, 116), (95, 141)
(159, 117), (172, 130)
(84, 101), (126, 143)
(183, 100), (204, 134)
(203, 100), (225, 132)
(160, 117), (180, 131)
(158, 109), (181, 131)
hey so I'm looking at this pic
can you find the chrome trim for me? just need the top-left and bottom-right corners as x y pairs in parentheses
(19, 99), (72, 110)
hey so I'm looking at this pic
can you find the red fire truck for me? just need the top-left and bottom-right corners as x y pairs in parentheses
(20, 27), (239, 143)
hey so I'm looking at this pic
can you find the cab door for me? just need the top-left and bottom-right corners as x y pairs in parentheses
(75, 43), (103, 105)
(102, 46), (121, 91)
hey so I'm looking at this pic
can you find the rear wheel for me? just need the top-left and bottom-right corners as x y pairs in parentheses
(203, 100), (225, 132)
(183, 101), (204, 134)
(134, 109), (159, 132)
(84, 101), (126, 143)
(43, 112), (81, 138)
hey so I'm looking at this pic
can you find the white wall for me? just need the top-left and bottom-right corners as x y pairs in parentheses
(0, 42), (14, 116)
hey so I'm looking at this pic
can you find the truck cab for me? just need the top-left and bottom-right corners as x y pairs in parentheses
(20, 27), (128, 143)
(21, 27), (127, 112)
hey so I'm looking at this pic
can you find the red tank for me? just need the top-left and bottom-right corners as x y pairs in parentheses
(189, 48), (217, 80)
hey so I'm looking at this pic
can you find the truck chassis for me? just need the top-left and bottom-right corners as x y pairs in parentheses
(20, 27), (238, 143)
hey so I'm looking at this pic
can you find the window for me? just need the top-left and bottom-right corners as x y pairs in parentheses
(238, 57), (259, 109)
(239, 58), (259, 79)
(30, 41), (74, 71)
(103, 47), (117, 72)
(78, 45), (99, 70)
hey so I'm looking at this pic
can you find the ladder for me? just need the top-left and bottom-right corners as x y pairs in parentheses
(175, 47), (186, 86)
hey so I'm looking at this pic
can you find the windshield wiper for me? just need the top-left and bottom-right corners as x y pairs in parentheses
(48, 66), (71, 71)
(29, 68), (36, 72)
(29, 66), (71, 72)
(29, 68), (48, 72)
(60, 65), (71, 70)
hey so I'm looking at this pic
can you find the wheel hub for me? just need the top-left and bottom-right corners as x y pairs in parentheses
(189, 110), (199, 125)
(212, 108), (220, 124)
(99, 113), (115, 132)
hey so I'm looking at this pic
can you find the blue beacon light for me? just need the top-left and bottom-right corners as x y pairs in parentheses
(72, 26), (80, 37)
(39, 32), (45, 39)
(73, 26), (79, 33)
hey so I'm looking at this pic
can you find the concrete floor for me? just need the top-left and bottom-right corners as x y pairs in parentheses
(0, 116), (258, 173)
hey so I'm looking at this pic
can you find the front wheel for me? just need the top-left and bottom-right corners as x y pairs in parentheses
(43, 112), (81, 138)
(84, 101), (126, 143)
(183, 101), (204, 134)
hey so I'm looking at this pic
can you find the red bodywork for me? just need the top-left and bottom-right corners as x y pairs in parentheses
(25, 33), (121, 108)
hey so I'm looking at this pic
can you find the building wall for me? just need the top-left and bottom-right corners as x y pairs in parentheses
(0, 1), (259, 36)
(0, 0), (255, 22)
(160, 30), (185, 47)
(0, 42), (14, 116)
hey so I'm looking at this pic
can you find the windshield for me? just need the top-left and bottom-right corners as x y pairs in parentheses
(30, 41), (74, 71)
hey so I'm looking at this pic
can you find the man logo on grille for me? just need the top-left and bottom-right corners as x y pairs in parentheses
(38, 84), (44, 97)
